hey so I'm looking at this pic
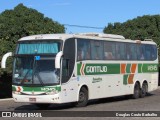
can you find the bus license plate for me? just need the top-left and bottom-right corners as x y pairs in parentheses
(29, 98), (36, 102)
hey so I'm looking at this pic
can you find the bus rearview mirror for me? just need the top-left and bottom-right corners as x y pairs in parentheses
(1, 52), (13, 68)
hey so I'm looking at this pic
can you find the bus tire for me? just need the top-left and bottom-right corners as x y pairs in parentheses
(140, 83), (148, 98)
(75, 87), (88, 107)
(133, 82), (140, 99)
(35, 104), (50, 109)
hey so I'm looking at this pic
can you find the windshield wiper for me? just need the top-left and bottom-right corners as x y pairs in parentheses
(33, 57), (44, 86)
(20, 69), (31, 84)
(20, 60), (33, 84)
(34, 72), (44, 86)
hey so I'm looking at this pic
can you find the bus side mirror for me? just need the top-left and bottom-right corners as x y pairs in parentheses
(1, 52), (13, 68)
(55, 51), (63, 69)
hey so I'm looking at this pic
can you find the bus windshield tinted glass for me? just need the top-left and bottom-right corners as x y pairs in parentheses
(13, 56), (60, 85)
(17, 41), (61, 54)
(33, 58), (59, 85)
(13, 56), (33, 84)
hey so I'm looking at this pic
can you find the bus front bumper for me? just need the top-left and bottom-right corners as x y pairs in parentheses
(12, 93), (61, 104)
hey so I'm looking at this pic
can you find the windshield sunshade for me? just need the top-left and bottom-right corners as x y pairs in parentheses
(17, 41), (60, 54)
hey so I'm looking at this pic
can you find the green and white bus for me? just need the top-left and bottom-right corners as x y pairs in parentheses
(1, 33), (158, 108)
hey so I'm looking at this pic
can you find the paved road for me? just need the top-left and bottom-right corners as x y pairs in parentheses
(0, 88), (160, 120)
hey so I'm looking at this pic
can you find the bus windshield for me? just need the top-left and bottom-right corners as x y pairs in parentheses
(13, 40), (62, 85)
(13, 56), (60, 85)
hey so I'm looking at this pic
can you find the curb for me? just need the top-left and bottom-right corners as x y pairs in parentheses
(0, 98), (13, 101)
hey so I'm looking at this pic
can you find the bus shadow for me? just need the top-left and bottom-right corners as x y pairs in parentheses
(14, 93), (154, 110)
(14, 103), (75, 110)
(88, 93), (154, 106)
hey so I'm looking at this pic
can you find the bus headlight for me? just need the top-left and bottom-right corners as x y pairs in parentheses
(12, 91), (21, 95)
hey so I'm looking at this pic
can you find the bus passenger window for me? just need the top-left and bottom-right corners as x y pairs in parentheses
(137, 44), (145, 60)
(104, 42), (115, 60)
(126, 44), (131, 60)
(145, 45), (151, 60)
(77, 39), (91, 61)
(91, 41), (103, 60)
(116, 43), (126, 60)
(77, 47), (84, 60)
(144, 45), (157, 60)
(151, 45), (157, 60)
(131, 44), (137, 60)
(126, 43), (137, 60)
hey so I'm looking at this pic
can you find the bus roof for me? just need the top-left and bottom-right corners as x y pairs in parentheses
(18, 33), (157, 45)
(19, 34), (73, 41)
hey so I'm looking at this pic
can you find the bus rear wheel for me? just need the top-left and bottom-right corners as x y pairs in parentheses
(140, 83), (148, 98)
(75, 87), (88, 107)
(133, 82), (140, 99)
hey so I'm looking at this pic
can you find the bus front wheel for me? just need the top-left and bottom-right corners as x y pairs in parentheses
(75, 87), (88, 107)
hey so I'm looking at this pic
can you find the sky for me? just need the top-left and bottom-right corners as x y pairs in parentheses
(0, 0), (160, 33)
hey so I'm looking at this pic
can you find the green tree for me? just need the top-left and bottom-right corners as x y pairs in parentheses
(104, 15), (160, 40)
(0, 3), (65, 75)
(103, 15), (160, 59)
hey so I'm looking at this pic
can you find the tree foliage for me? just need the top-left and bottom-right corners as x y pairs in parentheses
(0, 3), (65, 75)
(104, 15), (160, 42)
(103, 15), (160, 60)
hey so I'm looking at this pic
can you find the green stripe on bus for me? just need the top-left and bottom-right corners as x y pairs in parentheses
(123, 74), (128, 85)
(77, 64), (82, 75)
(142, 64), (158, 73)
(138, 63), (158, 73)
(138, 64), (142, 73)
(126, 64), (131, 73)
(12, 85), (61, 92)
(77, 63), (158, 75)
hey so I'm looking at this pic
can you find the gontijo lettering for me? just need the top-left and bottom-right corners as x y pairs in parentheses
(77, 63), (120, 75)
(86, 66), (107, 73)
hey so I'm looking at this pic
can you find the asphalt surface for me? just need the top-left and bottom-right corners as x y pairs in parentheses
(0, 87), (160, 120)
